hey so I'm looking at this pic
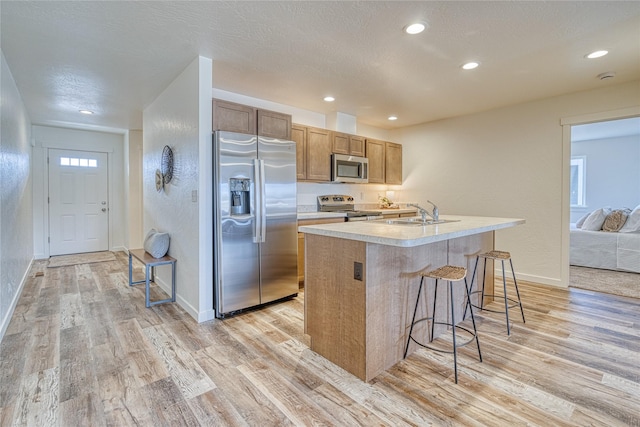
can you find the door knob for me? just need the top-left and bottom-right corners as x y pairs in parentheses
(102, 208), (107, 212)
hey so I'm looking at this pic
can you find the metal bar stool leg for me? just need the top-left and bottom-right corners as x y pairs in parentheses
(510, 258), (525, 323)
(449, 280), (458, 383)
(404, 277), (425, 358)
(430, 279), (439, 343)
(464, 278), (482, 362)
(463, 256), (480, 320)
(501, 260), (511, 335)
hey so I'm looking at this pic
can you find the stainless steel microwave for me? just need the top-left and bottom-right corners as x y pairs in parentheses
(331, 154), (369, 183)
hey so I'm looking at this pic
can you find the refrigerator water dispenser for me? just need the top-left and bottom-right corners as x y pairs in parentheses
(229, 178), (250, 215)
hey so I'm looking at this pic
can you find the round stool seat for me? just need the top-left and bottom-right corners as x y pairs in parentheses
(422, 265), (467, 281)
(478, 250), (511, 260)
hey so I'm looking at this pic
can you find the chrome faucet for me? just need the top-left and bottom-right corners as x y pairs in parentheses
(409, 200), (439, 222)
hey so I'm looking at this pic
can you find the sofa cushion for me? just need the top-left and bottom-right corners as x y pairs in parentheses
(581, 207), (611, 231)
(602, 209), (628, 232)
(575, 211), (592, 229)
(620, 205), (640, 233)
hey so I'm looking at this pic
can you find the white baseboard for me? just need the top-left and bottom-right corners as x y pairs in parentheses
(154, 276), (215, 323)
(0, 257), (34, 342)
(494, 268), (565, 288)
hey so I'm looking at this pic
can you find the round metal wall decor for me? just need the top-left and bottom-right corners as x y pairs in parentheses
(161, 145), (174, 185)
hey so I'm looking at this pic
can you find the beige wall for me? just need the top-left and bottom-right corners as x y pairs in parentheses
(392, 80), (640, 287)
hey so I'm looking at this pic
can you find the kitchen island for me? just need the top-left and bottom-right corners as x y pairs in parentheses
(298, 215), (525, 382)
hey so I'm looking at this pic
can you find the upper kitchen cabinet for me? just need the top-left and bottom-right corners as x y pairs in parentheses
(257, 109), (291, 140)
(385, 142), (402, 185)
(293, 124), (332, 181)
(212, 99), (292, 140)
(212, 99), (256, 134)
(366, 139), (403, 184)
(332, 132), (365, 157)
(292, 124), (307, 180)
(365, 139), (386, 184)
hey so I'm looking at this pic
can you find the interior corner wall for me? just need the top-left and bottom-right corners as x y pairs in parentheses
(143, 57), (203, 321)
(1, 51), (33, 342)
(393, 80), (640, 287)
(128, 130), (143, 249)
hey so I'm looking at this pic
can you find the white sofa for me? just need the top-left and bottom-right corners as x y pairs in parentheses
(570, 205), (640, 273)
(570, 225), (640, 273)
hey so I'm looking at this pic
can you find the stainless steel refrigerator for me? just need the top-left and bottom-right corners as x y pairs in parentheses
(213, 131), (298, 317)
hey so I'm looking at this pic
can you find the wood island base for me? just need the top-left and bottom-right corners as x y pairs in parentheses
(303, 232), (495, 382)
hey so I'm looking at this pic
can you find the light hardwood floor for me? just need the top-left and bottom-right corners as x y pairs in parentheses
(1, 251), (638, 426)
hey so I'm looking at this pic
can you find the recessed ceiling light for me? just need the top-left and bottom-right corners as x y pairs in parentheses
(462, 62), (480, 70)
(388, 116), (398, 121)
(586, 50), (608, 59)
(404, 23), (426, 35)
(79, 110), (94, 115)
(323, 96), (335, 102)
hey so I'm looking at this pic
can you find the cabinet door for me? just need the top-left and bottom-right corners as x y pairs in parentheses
(212, 99), (256, 133)
(349, 135), (365, 157)
(332, 132), (350, 154)
(292, 124), (307, 180)
(366, 139), (385, 184)
(306, 127), (332, 181)
(258, 109), (292, 140)
(385, 142), (402, 184)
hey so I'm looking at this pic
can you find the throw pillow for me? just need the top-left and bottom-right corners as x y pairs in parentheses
(602, 209), (628, 232)
(620, 204), (640, 233)
(144, 228), (170, 258)
(575, 211), (591, 228)
(581, 207), (611, 231)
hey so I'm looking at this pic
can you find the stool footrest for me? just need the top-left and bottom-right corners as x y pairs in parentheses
(408, 323), (479, 355)
(467, 290), (523, 313)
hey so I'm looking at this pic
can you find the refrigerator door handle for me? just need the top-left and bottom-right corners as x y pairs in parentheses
(253, 158), (261, 243)
(259, 159), (267, 243)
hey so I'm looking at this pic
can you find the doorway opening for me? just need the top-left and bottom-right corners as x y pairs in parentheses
(567, 116), (640, 297)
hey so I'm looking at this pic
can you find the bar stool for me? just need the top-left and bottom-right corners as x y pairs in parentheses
(464, 250), (525, 335)
(404, 265), (482, 384)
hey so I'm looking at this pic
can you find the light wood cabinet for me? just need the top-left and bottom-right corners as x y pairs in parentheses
(212, 99), (292, 140)
(298, 217), (345, 284)
(257, 109), (291, 139)
(292, 124), (307, 180)
(294, 125), (332, 181)
(332, 132), (365, 157)
(385, 142), (402, 185)
(366, 138), (403, 184)
(365, 139), (386, 184)
(212, 99), (256, 134)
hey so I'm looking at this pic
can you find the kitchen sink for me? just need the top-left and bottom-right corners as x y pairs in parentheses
(383, 218), (460, 226)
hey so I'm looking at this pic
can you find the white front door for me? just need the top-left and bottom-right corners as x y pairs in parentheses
(49, 149), (109, 256)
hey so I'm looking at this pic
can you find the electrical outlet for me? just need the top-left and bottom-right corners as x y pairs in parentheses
(354, 262), (363, 281)
(192, 190), (198, 202)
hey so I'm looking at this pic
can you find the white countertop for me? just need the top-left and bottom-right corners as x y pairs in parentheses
(298, 215), (525, 247)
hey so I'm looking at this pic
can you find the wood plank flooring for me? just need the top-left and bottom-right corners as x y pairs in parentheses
(1, 251), (639, 426)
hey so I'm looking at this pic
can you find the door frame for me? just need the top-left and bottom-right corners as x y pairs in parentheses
(32, 126), (127, 260)
(560, 106), (640, 287)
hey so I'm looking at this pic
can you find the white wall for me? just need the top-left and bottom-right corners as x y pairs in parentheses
(392, 80), (640, 287)
(127, 130), (144, 248)
(0, 52), (33, 341)
(144, 56), (213, 322)
(570, 134), (640, 222)
(31, 126), (126, 259)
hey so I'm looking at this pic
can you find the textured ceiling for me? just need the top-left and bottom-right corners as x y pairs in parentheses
(2, 1), (639, 131)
